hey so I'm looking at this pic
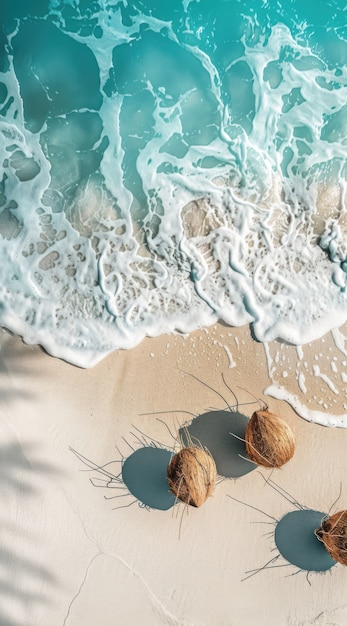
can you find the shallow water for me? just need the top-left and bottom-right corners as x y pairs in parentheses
(0, 0), (346, 366)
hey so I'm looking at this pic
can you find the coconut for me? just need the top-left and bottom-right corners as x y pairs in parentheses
(245, 409), (295, 468)
(315, 510), (347, 566)
(167, 447), (217, 507)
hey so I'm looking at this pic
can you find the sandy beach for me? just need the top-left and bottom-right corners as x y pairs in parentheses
(1, 322), (347, 626)
(1, 1), (347, 624)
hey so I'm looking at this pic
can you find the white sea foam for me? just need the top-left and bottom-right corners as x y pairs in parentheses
(312, 364), (339, 395)
(0, 2), (346, 370)
(265, 383), (347, 428)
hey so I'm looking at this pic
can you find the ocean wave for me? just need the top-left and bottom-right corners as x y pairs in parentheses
(0, 0), (346, 366)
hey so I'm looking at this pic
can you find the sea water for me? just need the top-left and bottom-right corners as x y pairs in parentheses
(0, 0), (346, 368)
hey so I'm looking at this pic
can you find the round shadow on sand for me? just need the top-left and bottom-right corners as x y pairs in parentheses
(179, 410), (256, 479)
(275, 509), (336, 572)
(122, 447), (175, 511)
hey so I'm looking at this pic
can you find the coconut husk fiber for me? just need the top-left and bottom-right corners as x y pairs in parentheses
(315, 510), (347, 566)
(167, 447), (217, 507)
(245, 410), (295, 468)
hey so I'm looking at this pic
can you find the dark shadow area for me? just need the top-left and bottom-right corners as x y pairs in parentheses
(0, 440), (54, 494)
(275, 509), (336, 572)
(122, 447), (175, 511)
(0, 331), (37, 403)
(179, 410), (256, 479)
(0, 440), (59, 626)
(0, 328), (84, 370)
(249, 323), (262, 343)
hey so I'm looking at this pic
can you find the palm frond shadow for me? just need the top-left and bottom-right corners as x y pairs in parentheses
(0, 440), (59, 626)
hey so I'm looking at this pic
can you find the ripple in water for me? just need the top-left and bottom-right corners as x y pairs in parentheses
(0, 0), (346, 367)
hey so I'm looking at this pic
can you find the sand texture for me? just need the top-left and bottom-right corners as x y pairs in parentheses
(0, 323), (347, 626)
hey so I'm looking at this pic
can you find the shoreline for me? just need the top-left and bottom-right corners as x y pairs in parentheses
(2, 314), (347, 426)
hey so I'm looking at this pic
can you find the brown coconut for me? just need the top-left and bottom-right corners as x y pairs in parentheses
(245, 409), (295, 468)
(315, 510), (347, 566)
(167, 447), (217, 507)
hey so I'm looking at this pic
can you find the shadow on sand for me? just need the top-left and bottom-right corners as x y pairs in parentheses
(179, 410), (256, 479)
(0, 440), (60, 626)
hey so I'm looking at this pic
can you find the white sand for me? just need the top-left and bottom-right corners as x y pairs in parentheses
(1, 323), (347, 626)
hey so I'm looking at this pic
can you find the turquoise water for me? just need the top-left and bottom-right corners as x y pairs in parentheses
(0, 0), (346, 366)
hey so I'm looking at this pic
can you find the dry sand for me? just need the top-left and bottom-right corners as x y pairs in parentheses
(0, 322), (347, 626)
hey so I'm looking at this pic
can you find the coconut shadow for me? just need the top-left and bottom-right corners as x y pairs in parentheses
(179, 410), (256, 479)
(275, 509), (336, 572)
(122, 446), (176, 511)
